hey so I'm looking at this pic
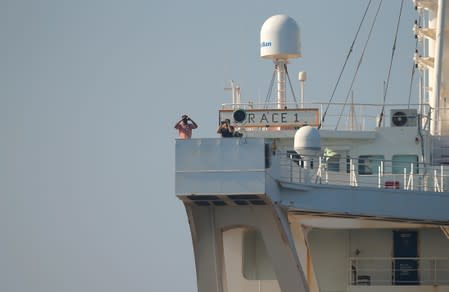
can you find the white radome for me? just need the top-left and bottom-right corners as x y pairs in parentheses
(294, 125), (321, 158)
(260, 14), (301, 60)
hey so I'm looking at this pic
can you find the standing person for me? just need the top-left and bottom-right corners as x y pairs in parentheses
(216, 119), (234, 137)
(174, 114), (198, 139)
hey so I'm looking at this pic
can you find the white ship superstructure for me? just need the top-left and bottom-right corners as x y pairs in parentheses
(176, 2), (449, 292)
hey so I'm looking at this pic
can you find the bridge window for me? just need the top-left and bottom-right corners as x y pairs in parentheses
(392, 155), (419, 174)
(358, 155), (384, 175)
(327, 154), (341, 172)
(286, 150), (300, 165)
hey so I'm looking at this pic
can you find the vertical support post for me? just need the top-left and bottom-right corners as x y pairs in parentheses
(349, 158), (356, 187)
(350, 159), (358, 187)
(187, 206), (225, 292)
(300, 80), (305, 108)
(325, 158), (329, 184)
(276, 60), (287, 109)
(404, 168), (407, 190)
(298, 72), (307, 109)
(303, 162), (311, 184)
(434, 169), (438, 192)
(378, 161), (384, 188)
(289, 216), (319, 292)
(392, 258), (395, 284)
(350, 159), (353, 186)
(430, 0), (446, 135)
(290, 158), (293, 183)
(378, 165), (381, 188)
(186, 204), (310, 292)
(434, 258), (437, 283)
(231, 80), (237, 108)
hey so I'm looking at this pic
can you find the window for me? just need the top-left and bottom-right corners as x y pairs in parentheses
(327, 154), (341, 172)
(324, 148), (340, 172)
(265, 144), (271, 168)
(286, 150), (313, 168)
(358, 155), (384, 175)
(286, 150), (300, 165)
(392, 155), (419, 174)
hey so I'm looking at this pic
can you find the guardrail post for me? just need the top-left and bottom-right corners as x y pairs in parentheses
(392, 258), (395, 285)
(434, 258), (437, 284)
(290, 158), (293, 183)
(404, 168), (407, 190)
(434, 169), (440, 192)
(349, 258), (353, 285)
(378, 165), (381, 188)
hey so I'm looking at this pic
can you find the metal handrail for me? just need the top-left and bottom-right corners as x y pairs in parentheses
(279, 152), (449, 192)
(349, 257), (449, 286)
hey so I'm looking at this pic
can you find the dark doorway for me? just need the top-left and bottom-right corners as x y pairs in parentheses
(393, 231), (419, 285)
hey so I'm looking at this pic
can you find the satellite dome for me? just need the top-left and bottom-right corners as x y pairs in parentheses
(260, 14), (301, 59)
(294, 126), (321, 158)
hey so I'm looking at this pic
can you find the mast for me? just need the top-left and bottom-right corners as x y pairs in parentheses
(414, 0), (449, 135)
(432, 0), (446, 135)
(275, 60), (287, 109)
(260, 15), (301, 109)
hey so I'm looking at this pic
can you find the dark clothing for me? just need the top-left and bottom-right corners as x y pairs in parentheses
(218, 127), (234, 137)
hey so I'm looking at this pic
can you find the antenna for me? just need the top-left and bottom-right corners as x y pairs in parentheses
(260, 15), (301, 109)
(224, 80), (240, 109)
(298, 71), (307, 108)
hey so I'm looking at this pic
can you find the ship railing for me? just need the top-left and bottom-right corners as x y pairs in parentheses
(279, 152), (449, 192)
(221, 102), (431, 131)
(349, 257), (449, 286)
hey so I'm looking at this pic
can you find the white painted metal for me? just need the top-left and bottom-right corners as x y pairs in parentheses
(415, 0), (449, 136)
(187, 204), (310, 292)
(261, 15), (301, 110)
(227, 80), (240, 109)
(289, 217), (319, 292)
(299, 71), (307, 108)
(260, 15), (301, 60)
(431, 0), (446, 135)
(298, 71), (307, 81)
(222, 228), (281, 291)
(177, 6), (449, 292)
(219, 108), (319, 128)
(294, 126), (321, 157)
(276, 60), (287, 109)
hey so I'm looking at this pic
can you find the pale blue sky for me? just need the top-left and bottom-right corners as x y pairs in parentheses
(1, 1), (417, 291)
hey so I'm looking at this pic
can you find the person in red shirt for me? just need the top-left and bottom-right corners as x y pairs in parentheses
(174, 114), (198, 139)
